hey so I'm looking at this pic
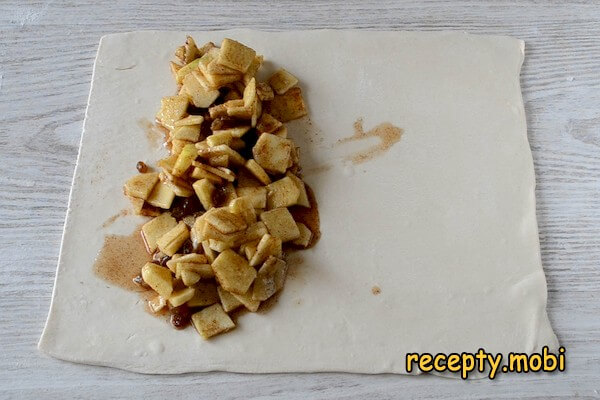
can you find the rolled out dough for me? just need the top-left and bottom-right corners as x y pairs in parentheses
(39, 30), (558, 375)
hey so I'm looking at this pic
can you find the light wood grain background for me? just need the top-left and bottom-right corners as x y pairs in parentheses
(1, 1), (599, 399)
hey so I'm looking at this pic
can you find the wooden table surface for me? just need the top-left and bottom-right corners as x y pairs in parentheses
(1, 1), (599, 398)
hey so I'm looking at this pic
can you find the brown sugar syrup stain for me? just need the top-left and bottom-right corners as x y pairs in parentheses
(138, 118), (170, 149)
(338, 118), (403, 164)
(93, 225), (163, 314)
(101, 209), (130, 229)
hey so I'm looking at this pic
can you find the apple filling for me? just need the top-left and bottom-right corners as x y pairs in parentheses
(123, 36), (316, 339)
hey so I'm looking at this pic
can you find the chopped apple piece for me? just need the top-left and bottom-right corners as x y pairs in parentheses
(212, 126), (250, 138)
(175, 58), (201, 84)
(160, 171), (194, 197)
(243, 55), (263, 85)
(191, 214), (207, 243)
(245, 159), (271, 185)
(183, 71), (220, 108)
(249, 233), (282, 267)
(148, 295), (167, 313)
(229, 196), (257, 225)
(197, 49), (218, 76)
(226, 104), (252, 120)
(251, 96), (262, 128)
(156, 221), (190, 256)
(142, 213), (177, 252)
(243, 78), (256, 108)
(240, 239), (259, 261)
(243, 221), (269, 244)
(197, 41), (217, 56)
(266, 176), (300, 209)
(192, 162), (236, 182)
(289, 144), (300, 168)
(208, 238), (231, 252)
(158, 154), (178, 173)
(260, 208), (300, 242)
(232, 288), (261, 312)
(170, 61), (182, 81)
(171, 139), (192, 156)
(156, 95), (189, 129)
(292, 222), (313, 247)
(174, 115), (204, 126)
(180, 269), (201, 286)
(211, 249), (256, 295)
(239, 187), (269, 210)
(191, 303), (235, 339)
(208, 103), (228, 119)
(256, 81), (274, 101)
(268, 69), (299, 95)
(252, 133), (292, 174)
(236, 169), (262, 188)
(285, 172), (310, 207)
(201, 240), (216, 263)
(172, 125), (201, 142)
(187, 282), (219, 307)
(128, 196), (145, 214)
(178, 36), (200, 64)
(124, 172), (159, 200)
(177, 263), (214, 279)
(146, 182), (176, 209)
(172, 253), (208, 264)
(273, 125), (288, 138)
(192, 179), (215, 210)
(168, 287), (195, 307)
(207, 59), (241, 75)
(223, 183), (238, 206)
(218, 38), (256, 73)
(236, 186), (267, 209)
(191, 68), (214, 90)
(265, 87), (308, 122)
(166, 253), (208, 272)
(217, 286), (243, 312)
(202, 221), (243, 245)
(206, 131), (232, 147)
(253, 256), (287, 301)
(141, 262), (173, 298)
(172, 143), (198, 176)
(256, 113), (282, 134)
(208, 154), (229, 167)
(205, 72), (242, 89)
(191, 166), (223, 184)
(224, 98), (244, 109)
(198, 144), (246, 166)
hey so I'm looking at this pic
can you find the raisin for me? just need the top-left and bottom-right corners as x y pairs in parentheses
(136, 161), (148, 173)
(170, 304), (191, 329)
(170, 196), (202, 220)
(152, 252), (170, 267)
(212, 186), (228, 207)
(170, 314), (189, 329)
